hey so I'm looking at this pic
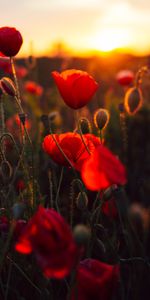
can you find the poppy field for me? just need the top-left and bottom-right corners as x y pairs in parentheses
(0, 26), (150, 300)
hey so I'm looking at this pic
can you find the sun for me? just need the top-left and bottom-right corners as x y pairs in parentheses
(89, 28), (130, 53)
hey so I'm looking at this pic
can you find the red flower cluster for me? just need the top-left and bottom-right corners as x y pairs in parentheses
(71, 259), (120, 300)
(52, 69), (99, 109)
(42, 133), (100, 171)
(15, 206), (78, 279)
(0, 27), (23, 57)
(116, 70), (134, 86)
(24, 81), (43, 96)
(81, 145), (126, 190)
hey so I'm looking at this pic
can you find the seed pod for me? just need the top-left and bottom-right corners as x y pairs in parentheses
(124, 87), (143, 115)
(76, 192), (88, 210)
(73, 224), (91, 246)
(0, 77), (16, 97)
(79, 118), (91, 134)
(94, 108), (110, 130)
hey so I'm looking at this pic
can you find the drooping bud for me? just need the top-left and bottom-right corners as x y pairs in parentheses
(0, 160), (13, 181)
(124, 87), (143, 115)
(103, 184), (118, 201)
(79, 118), (91, 134)
(94, 108), (110, 130)
(76, 192), (88, 210)
(73, 224), (91, 247)
(0, 77), (16, 97)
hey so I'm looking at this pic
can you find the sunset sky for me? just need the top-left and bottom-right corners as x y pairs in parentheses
(1, 0), (150, 56)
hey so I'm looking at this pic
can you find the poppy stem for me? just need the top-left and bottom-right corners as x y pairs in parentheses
(99, 129), (103, 144)
(48, 169), (54, 209)
(10, 58), (35, 208)
(119, 112), (128, 165)
(55, 166), (64, 213)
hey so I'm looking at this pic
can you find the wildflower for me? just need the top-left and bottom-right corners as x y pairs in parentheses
(0, 27), (23, 57)
(81, 145), (126, 191)
(16, 179), (25, 192)
(71, 259), (120, 300)
(52, 69), (99, 109)
(42, 133), (100, 171)
(15, 206), (78, 279)
(116, 70), (134, 86)
(24, 80), (43, 96)
(16, 66), (28, 78)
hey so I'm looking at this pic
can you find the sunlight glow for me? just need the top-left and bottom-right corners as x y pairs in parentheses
(89, 28), (130, 52)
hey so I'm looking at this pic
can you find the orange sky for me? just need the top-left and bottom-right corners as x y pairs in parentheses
(1, 0), (150, 57)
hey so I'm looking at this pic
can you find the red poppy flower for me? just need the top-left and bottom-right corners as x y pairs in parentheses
(0, 27), (23, 57)
(42, 133), (100, 171)
(116, 70), (134, 86)
(81, 145), (126, 191)
(15, 206), (78, 279)
(24, 80), (43, 96)
(16, 179), (26, 192)
(16, 66), (28, 78)
(52, 69), (99, 109)
(71, 259), (120, 300)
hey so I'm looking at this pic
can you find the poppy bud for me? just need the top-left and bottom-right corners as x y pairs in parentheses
(124, 87), (143, 115)
(0, 77), (16, 97)
(76, 192), (88, 210)
(79, 118), (91, 134)
(73, 224), (91, 246)
(0, 160), (13, 181)
(94, 108), (110, 130)
(103, 184), (118, 201)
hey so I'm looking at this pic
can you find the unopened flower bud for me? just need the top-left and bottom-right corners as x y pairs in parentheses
(76, 192), (88, 210)
(73, 224), (91, 246)
(0, 160), (13, 181)
(79, 118), (91, 134)
(103, 184), (118, 201)
(0, 77), (16, 97)
(124, 87), (143, 115)
(12, 203), (25, 220)
(94, 109), (110, 130)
